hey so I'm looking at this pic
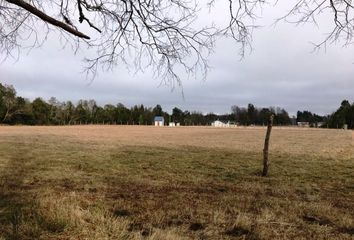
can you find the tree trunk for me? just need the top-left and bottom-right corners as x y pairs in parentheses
(262, 115), (274, 177)
(2, 110), (10, 122)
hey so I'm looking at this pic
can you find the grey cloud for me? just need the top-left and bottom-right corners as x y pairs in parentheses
(1, 3), (354, 116)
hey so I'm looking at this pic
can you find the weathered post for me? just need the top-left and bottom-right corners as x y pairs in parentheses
(262, 114), (274, 177)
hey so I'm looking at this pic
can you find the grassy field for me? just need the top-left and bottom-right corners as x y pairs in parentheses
(0, 126), (353, 239)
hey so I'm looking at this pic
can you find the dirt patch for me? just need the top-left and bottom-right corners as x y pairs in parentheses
(302, 215), (332, 226)
(224, 226), (250, 237)
(113, 209), (131, 217)
(338, 227), (354, 235)
(189, 222), (204, 231)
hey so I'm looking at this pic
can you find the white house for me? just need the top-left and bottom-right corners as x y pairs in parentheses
(154, 116), (164, 126)
(212, 120), (230, 127)
(169, 122), (181, 127)
(297, 122), (310, 127)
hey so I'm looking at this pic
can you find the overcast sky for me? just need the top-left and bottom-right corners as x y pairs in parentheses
(1, 2), (354, 116)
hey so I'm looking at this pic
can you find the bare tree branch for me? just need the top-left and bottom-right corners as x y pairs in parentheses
(276, 0), (354, 49)
(5, 0), (90, 39)
(1, 0), (353, 85)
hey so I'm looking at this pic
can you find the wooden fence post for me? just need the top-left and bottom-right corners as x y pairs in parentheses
(262, 115), (274, 177)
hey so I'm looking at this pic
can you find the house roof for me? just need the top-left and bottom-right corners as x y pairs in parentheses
(154, 116), (164, 121)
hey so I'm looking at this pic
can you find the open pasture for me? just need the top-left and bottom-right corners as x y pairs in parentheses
(0, 126), (353, 239)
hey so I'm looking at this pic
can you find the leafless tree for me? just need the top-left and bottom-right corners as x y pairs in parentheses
(276, 0), (354, 50)
(1, 84), (23, 122)
(1, 0), (353, 84)
(0, 0), (220, 86)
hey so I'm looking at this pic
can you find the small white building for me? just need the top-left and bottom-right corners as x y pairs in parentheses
(169, 122), (180, 127)
(316, 122), (325, 128)
(297, 122), (310, 127)
(154, 116), (164, 126)
(212, 120), (230, 127)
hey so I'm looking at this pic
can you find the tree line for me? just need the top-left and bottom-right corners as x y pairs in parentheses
(325, 100), (354, 129)
(0, 83), (353, 129)
(0, 84), (292, 126)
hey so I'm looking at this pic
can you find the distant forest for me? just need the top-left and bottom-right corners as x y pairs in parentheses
(1, 84), (353, 129)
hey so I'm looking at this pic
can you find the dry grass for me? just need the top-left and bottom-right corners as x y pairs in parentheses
(0, 126), (353, 239)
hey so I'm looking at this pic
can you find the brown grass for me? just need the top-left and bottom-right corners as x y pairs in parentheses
(0, 126), (353, 239)
(1, 125), (352, 156)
